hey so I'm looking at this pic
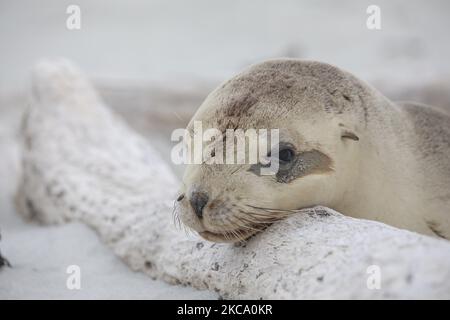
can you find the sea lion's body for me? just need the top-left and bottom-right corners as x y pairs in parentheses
(337, 100), (450, 239)
(379, 101), (450, 237)
(177, 59), (450, 242)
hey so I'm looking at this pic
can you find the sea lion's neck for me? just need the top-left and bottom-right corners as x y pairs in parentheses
(335, 98), (433, 235)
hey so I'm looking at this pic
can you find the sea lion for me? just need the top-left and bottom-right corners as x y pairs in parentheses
(175, 59), (450, 243)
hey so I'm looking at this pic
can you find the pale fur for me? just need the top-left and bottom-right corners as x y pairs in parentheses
(178, 59), (450, 241)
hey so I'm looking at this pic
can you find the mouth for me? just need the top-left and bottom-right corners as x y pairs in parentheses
(198, 228), (259, 243)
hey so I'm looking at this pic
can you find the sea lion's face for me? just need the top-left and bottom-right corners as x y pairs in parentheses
(176, 109), (360, 243)
(175, 61), (362, 242)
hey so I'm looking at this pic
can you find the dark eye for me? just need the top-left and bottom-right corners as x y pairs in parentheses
(279, 148), (295, 162)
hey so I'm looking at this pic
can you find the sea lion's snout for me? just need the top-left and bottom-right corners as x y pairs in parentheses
(175, 184), (261, 243)
(189, 191), (209, 219)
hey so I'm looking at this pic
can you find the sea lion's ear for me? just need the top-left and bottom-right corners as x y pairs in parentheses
(340, 129), (359, 141)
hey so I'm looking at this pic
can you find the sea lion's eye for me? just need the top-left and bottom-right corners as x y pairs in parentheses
(279, 148), (295, 163)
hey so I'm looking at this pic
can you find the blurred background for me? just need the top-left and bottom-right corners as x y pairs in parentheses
(2, 0), (450, 93)
(0, 0), (449, 299)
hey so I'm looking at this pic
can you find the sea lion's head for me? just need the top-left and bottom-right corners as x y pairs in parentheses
(175, 60), (367, 242)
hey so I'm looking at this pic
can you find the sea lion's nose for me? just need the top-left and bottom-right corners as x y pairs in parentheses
(190, 191), (209, 219)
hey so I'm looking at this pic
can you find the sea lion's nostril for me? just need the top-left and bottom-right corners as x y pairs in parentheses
(190, 191), (209, 219)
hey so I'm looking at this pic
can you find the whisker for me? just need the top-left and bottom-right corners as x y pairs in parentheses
(231, 217), (256, 232)
(234, 215), (268, 232)
(229, 229), (241, 242)
(236, 209), (261, 222)
(246, 211), (290, 222)
(247, 204), (298, 213)
(236, 230), (248, 243)
(246, 211), (282, 220)
(224, 217), (249, 243)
